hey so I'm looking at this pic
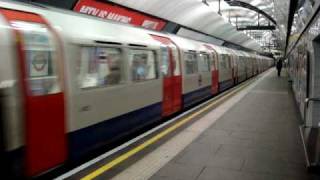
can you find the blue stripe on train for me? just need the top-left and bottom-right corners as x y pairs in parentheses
(68, 102), (162, 159)
(219, 79), (234, 92)
(183, 86), (212, 109)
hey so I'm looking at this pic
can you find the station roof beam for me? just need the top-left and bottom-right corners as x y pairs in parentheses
(224, 0), (277, 25)
(237, 25), (276, 31)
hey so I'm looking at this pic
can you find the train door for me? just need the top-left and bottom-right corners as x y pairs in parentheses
(251, 57), (255, 76)
(244, 57), (248, 78)
(212, 53), (219, 94)
(229, 55), (234, 84)
(257, 58), (260, 73)
(198, 52), (212, 91)
(248, 57), (253, 78)
(255, 58), (258, 74)
(228, 55), (235, 85)
(204, 45), (219, 94)
(151, 35), (182, 116)
(254, 57), (258, 75)
(0, 9), (67, 176)
(244, 54), (249, 79)
(232, 54), (239, 84)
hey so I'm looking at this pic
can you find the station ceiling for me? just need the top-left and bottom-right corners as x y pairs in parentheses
(109, 0), (269, 52)
(109, 0), (288, 53)
(209, 0), (275, 26)
(209, 0), (289, 51)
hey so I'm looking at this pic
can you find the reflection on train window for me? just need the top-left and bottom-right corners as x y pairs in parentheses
(239, 57), (246, 68)
(78, 47), (123, 88)
(246, 58), (251, 68)
(160, 47), (170, 77)
(199, 53), (210, 72)
(212, 55), (217, 70)
(248, 58), (253, 68)
(219, 55), (229, 69)
(129, 49), (157, 82)
(184, 52), (198, 74)
(239, 58), (243, 67)
(227, 56), (232, 68)
(172, 49), (180, 76)
(14, 21), (61, 96)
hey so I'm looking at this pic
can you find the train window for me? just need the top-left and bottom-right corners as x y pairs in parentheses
(129, 49), (157, 82)
(219, 54), (229, 69)
(212, 54), (217, 70)
(242, 58), (246, 67)
(172, 48), (181, 76)
(14, 21), (61, 96)
(160, 47), (171, 77)
(239, 57), (245, 68)
(78, 47), (123, 89)
(199, 53), (210, 72)
(184, 52), (198, 74)
(227, 56), (232, 68)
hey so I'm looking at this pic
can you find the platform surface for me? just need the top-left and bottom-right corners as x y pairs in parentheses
(148, 70), (315, 180)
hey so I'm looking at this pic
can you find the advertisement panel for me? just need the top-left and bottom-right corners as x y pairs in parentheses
(73, 0), (166, 31)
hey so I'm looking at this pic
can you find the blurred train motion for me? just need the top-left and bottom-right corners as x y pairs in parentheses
(0, 1), (274, 178)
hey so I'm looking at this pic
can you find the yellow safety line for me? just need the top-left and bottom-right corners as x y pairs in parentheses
(81, 78), (255, 180)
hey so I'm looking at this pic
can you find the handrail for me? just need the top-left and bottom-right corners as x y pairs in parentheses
(305, 98), (320, 107)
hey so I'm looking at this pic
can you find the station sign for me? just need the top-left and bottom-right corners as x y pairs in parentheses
(73, 0), (167, 31)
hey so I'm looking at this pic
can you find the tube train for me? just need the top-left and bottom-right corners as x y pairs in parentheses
(0, 1), (273, 178)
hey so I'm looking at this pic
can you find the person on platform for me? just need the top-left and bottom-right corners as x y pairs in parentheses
(276, 59), (283, 77)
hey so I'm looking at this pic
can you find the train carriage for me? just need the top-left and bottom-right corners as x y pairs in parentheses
(168, 35), (213, 108)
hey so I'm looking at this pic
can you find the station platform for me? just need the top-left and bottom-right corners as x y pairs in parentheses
(148, 69), (315, 180)
(58, 69), (319, 180)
